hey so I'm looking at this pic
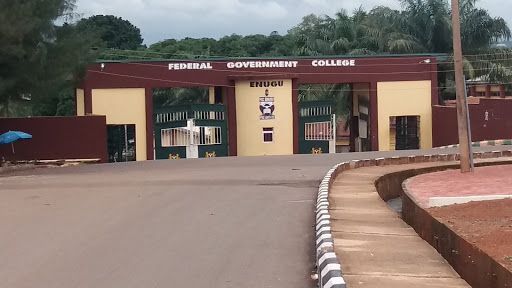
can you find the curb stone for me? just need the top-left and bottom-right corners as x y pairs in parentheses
(315, 163), (346, 288)
(438, 139), (512, 149)
(0, 164), (36, 175)
(314, 150), (512, 288)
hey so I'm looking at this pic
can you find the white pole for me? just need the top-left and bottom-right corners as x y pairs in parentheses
(330, 114), (337, 154)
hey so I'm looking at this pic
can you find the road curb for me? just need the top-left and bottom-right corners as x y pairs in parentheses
(439, 139), (512, 149)
(0, 164), (36, 175)
(315, 163), (347, 288)
(314, 149), (512, 288)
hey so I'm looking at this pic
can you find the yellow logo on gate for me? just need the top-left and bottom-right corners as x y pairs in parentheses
(169, 154), (181, 160)
(311, 148), (323, 154)
(205, 151), (217, 158)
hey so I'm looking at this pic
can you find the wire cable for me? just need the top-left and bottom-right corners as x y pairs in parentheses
(94, 54), (512, 77)
(98, 51), (512, 70)
(87, 69), (512, 92)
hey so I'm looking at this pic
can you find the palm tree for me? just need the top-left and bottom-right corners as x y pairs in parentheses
(370, 0), (511, 97)
(458, 0), (512, 84)
(291, 1), (511, 100)
(460, 0), (510, 51)
(298, 84), (352, 130)
(290, 10), (379, 56)
(290, 14), (337, 56)
(399, 0), (452, 53)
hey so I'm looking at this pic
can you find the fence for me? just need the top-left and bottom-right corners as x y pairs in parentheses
(0, 116), (108, 162)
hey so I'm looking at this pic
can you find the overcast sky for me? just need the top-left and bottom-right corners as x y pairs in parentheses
(74, 0), (511, 45)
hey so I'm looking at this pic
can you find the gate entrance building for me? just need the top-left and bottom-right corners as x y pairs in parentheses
(77, 55), (439, 161)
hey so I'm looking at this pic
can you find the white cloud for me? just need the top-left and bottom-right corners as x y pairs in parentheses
(74, 0), (510, 44)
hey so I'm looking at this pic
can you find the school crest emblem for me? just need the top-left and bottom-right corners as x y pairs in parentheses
(259, 89), (275, 120)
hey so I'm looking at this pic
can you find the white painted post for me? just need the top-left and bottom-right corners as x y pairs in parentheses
(329, 114), (336, 154)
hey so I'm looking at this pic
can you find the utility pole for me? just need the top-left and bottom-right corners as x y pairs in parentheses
(451, 0), (472, 173)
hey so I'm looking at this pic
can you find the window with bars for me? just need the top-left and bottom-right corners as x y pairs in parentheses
(193, 110), (225, 120)
(161, 127), (222, 147)
(389, 116), (420, 150)
(300, 106), (332, 117)
(161, 128), (189, 147)
(197, 127), (222, 145)
(304, 121), (334, 141)
(155, 112), (188, 124)
(156, 111), (225, 124)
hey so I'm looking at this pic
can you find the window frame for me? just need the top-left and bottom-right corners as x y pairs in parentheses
(262, 127), (274, 143)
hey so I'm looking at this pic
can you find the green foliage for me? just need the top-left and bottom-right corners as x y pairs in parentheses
(153, 88), (209, 109)
(0, 0), (73, 115)
(0, 0), (100, 117)
(460, 0), (511, 51)
(76, 15), (144, 50)
(289, 0), (509, 56)
(298, 84), (351, 120)
(101, 31), (296, 60)
(149, 37), (218, 58)
(2, 0), (512, 118)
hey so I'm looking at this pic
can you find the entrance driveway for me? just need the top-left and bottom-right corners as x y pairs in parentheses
(0, 148), (504, 288)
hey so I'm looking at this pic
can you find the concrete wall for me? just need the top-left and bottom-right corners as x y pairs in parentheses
(433, 98), (512, 147)
(76, 89), (85, 116)
(377, 81), (433, 151)
(91, 88), (147, 161)
(235, 79), (293, 156)
(0, 116), (107, 162)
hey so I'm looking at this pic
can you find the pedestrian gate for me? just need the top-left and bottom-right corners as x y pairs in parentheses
(299, 101), (336, 154)
(154, 104), (228, 159)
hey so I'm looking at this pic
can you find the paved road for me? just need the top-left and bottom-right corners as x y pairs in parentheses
(0, 148), (505, 288)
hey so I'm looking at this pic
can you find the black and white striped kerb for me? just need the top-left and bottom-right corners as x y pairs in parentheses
(314, 152), (512, 288)
(438, 139), (512, 149)
(315, 163), (346, 288)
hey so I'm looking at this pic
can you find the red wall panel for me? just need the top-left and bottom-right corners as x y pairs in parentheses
(433, 99), (512, 147)
(0, 116), (108, 162)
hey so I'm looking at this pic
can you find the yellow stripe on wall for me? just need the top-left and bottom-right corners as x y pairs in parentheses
(76, 89), (85, 116)
(91, 88), (147, 161)
(235, 80), (294, 156)
(377, 81), (432, 151)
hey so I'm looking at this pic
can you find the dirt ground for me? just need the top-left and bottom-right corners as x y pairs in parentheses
(428, 199), (512, 271)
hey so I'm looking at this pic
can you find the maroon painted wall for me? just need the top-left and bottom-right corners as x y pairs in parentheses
(433, 98), (512, 147)
(0, 116), (108, 162)
(81, 55), (439, 154)
(81, 56), (438, 89)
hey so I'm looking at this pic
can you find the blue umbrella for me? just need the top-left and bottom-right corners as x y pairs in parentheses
(0, 131), (32, 154)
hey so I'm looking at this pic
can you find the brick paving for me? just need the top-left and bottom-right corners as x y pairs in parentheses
(330, 162), (470, 288)
(407, 165), (512, 207)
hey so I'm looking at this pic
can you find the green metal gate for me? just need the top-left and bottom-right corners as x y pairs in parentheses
(154, 104), (228, 159)
(299, 101), (336, 154)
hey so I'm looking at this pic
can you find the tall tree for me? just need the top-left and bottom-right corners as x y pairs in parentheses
(30, 23), (101, 116)
(398, 0), (452, 53)
(289, 14), (337, 55)
(460, 0), (511, 51)
(76, 15), (143, 50)
(289, 10), (381, 56)
(0, 0), (92, 117)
